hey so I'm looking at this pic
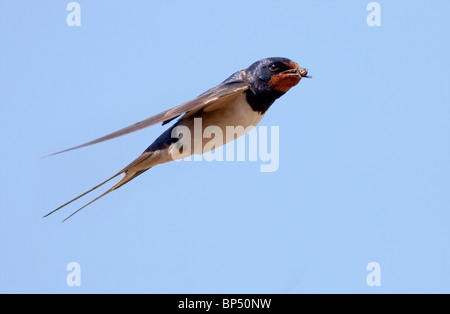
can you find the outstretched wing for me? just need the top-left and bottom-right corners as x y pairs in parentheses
(46, 70), (249, 157)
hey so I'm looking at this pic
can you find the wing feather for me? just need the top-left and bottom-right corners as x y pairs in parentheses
(45, 71), (248, 157)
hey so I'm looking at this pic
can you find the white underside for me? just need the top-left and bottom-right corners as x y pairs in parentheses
(128, 92), (265, 171)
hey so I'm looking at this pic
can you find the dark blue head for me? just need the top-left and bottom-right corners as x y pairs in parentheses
(244, 57), (308, 113)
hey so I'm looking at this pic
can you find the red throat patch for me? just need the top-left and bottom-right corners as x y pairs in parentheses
(269, 61), (301, 93)
(269, 73), (301, 93)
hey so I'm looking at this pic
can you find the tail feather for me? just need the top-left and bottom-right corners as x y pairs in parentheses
(43, 172), (122, 218)
(60, 169), (150, 222)
(44, 168), (152, 222)
(110, 168), (150, 190)
(61, 188), (115, 222)
(45, 151), (155, 221)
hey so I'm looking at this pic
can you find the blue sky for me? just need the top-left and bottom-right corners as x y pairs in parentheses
(0, 0), (449, 293)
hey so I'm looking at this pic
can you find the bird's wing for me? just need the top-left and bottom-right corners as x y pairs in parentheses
(46, 70), (249, 157)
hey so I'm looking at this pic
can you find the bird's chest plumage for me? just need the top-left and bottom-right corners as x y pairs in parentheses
(174, 92), (265, 156)
(141, 92), (268, 166)
(199, 92), (265, 130)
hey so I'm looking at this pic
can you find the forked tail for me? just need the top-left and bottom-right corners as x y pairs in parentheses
(44, 168), (150, 222)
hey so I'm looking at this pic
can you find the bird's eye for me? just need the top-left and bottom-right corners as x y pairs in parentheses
(269, 64), (279, 71)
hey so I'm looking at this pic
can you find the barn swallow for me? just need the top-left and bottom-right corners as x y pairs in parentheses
(44, 57), (309, 221)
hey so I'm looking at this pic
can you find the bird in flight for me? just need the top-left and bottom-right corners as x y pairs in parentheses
(44, 57), (309, 221)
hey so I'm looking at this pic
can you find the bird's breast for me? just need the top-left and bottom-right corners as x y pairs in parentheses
(174, 92), (265, 156)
